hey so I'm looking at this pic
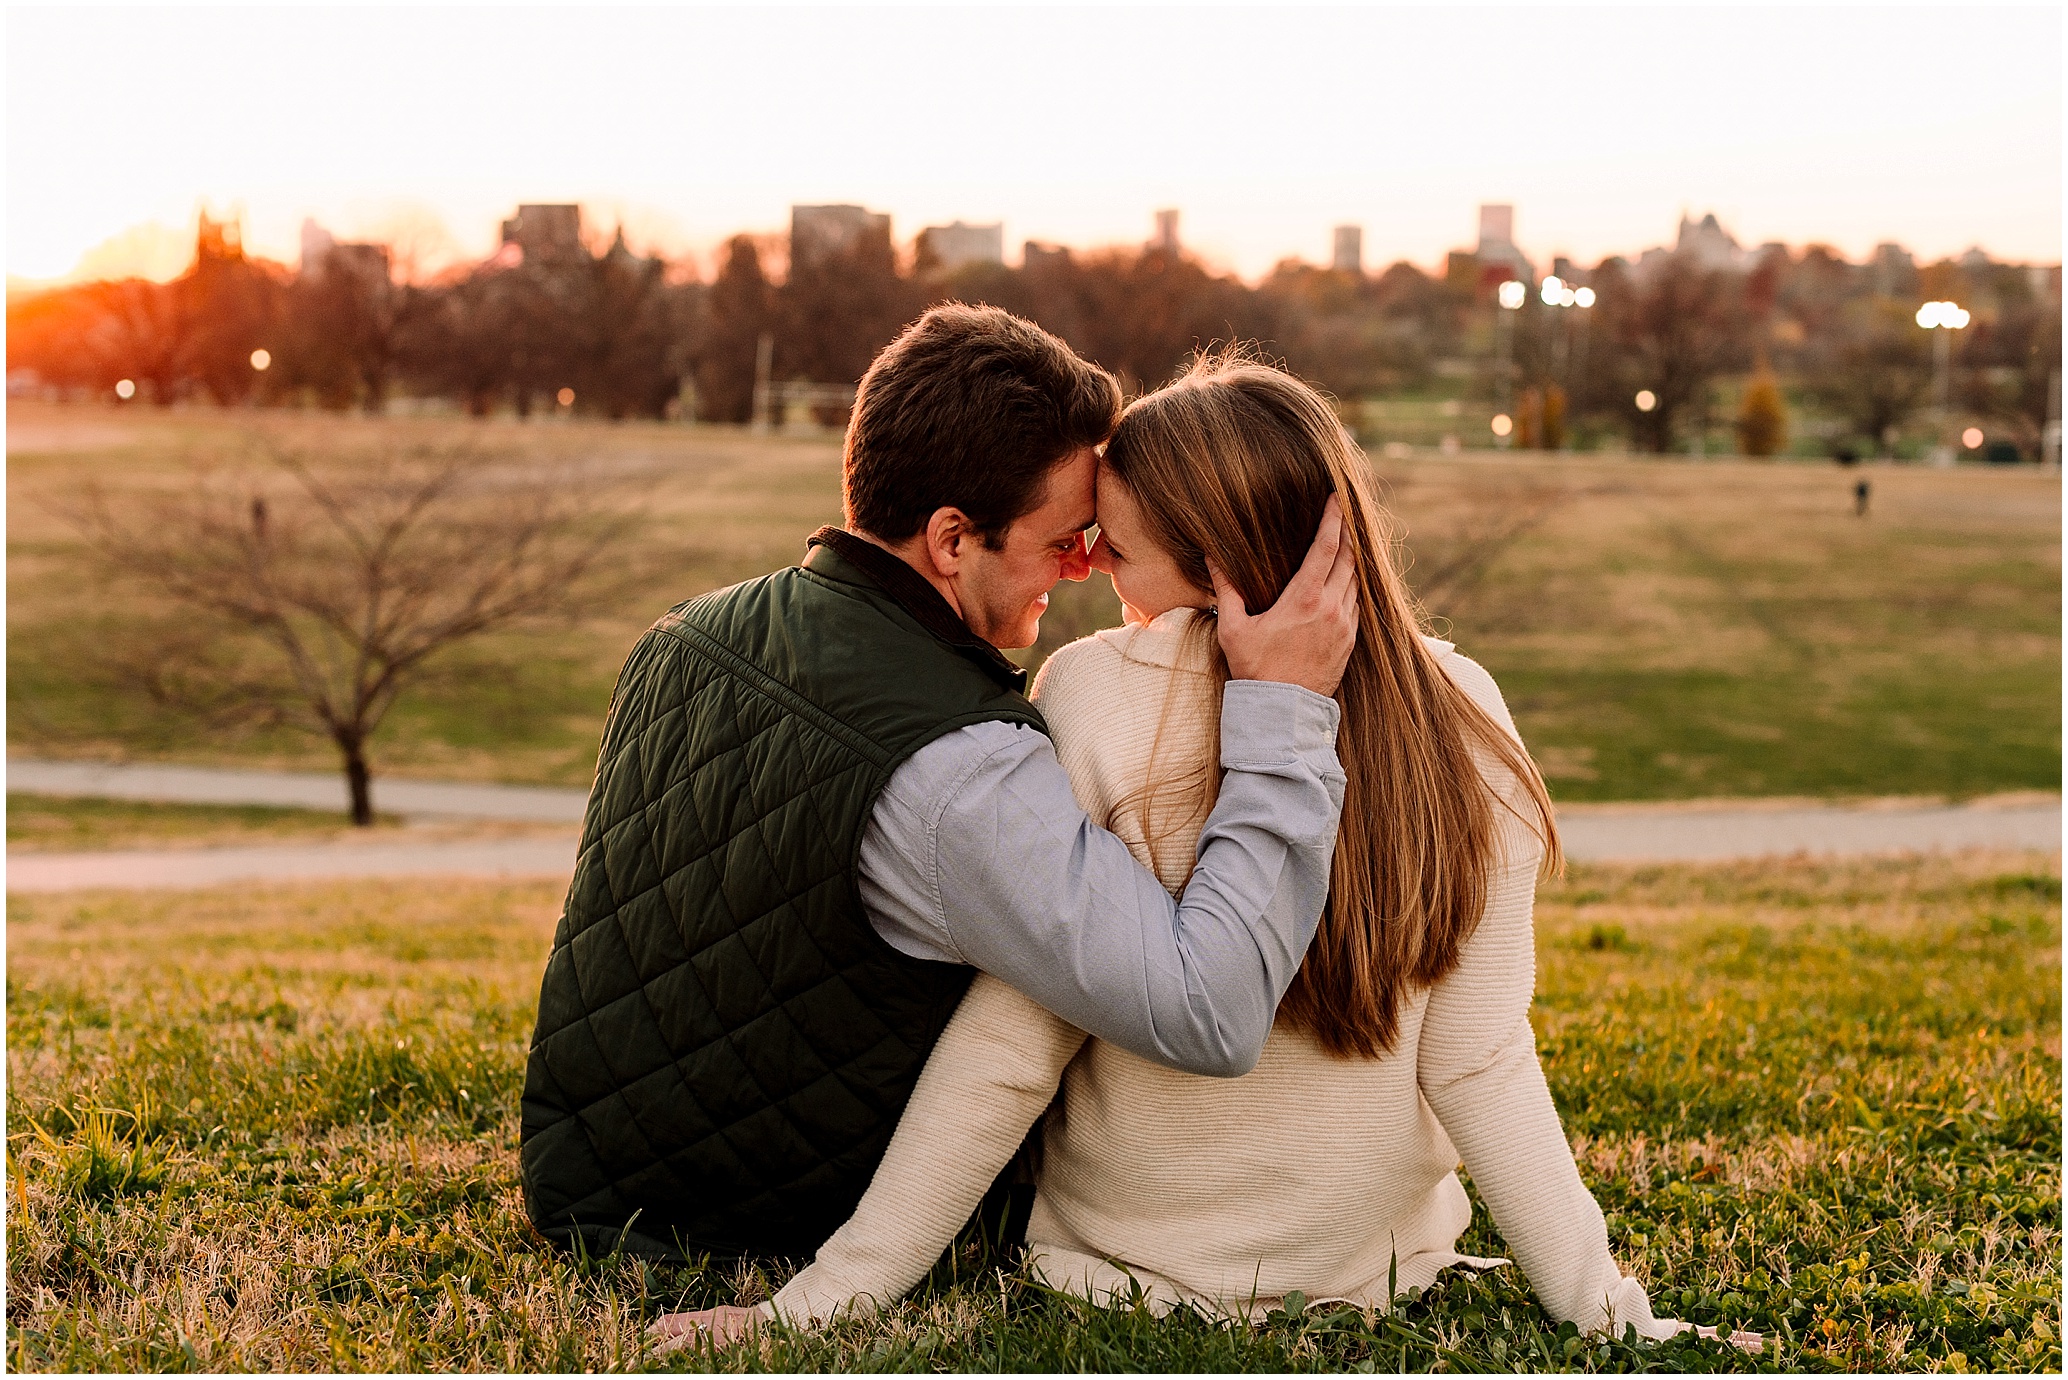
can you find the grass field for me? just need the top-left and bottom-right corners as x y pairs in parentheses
(7, 402), (2059, 802)
(6, 851), (2057, 1372)
(5, 795), (406, 853)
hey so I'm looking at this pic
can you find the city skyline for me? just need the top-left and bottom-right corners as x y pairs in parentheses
(8, 5), (2060, 286)
(22, 195), (2053, 300)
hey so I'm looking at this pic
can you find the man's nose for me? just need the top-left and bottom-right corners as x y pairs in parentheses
(1060, 533), (1092, 582)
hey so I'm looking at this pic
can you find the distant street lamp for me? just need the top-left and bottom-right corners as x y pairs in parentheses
(1917, 300), (1970, 463)
(1962, 427), (1985, 450)
(115, 378), (136, 401)
(1635, 390), (1658, 412)
(1538, 274), (1588, 309)
(250, 349), (272, 372)
(1491, 413), (1514, 439)
(557, 387), (576, 408)
(1914, 301), (1971, 330)
(1494, 278), (1525, 443)
(1914, 300), (1968, 409)
(1538, 275), (1596, 414)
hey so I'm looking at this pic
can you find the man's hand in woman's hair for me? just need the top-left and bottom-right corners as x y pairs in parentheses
(1211, 494), (1360, 698)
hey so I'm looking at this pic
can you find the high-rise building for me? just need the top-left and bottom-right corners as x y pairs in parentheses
(1871, 242), (1918, 298)
(1153, 209), (1180, 256)
(195, 211), (243, 264)
(1675, 212), (1743, 271)
(1023, 241), (1070, 272)
(1474, 203), (1532, 284)
(300, 218), (337, 274)
(500, 205), (584, 265)
(1332, 225), (1363, 275)
(791, 204), (893, 270)
(1477, 204), (1514, 248)
(915, 221), (1003, 273)
(299, 217), (388, 284)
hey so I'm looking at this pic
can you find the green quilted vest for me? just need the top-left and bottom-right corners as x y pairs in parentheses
(519, 530), (1045, 1260)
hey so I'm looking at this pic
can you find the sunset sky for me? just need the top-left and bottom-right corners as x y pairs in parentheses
(7, 4), (2060, 286)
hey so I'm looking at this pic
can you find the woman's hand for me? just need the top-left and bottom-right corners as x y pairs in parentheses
(646, 1303), (767, 1351)
(1690, 1323), (1764, 1353)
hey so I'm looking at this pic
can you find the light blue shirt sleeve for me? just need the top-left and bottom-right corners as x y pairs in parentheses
(857, 680), (1346, 1077)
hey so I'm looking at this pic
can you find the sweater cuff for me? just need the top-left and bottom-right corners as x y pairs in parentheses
(1601, 1274), (1692, 1342)
(771, 1270), (875, 1328)
(1220, 680), (1343, 772)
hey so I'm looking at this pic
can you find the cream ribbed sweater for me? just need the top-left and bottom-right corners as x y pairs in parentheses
(774, 609), (1685, 1339)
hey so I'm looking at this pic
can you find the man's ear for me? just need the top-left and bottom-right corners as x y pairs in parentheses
(921, 507), (977, 579)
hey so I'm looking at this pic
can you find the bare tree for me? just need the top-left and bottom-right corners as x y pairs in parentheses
(1817, 300), (1931, 456)
(1590, 255), (1748, 452)
(71, 441), (644, 824)
(694, 236), (775, 423)
(1960, 288), (2062, 458)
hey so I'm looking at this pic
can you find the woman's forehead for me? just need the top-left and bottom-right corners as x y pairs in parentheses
(1091, 470), (1140, 518)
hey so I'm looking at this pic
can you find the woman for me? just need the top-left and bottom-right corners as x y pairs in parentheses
(659, 355), (1753, 1350)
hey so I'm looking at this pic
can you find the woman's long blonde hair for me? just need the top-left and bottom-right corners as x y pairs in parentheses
(1104, 352), (1562, 1058)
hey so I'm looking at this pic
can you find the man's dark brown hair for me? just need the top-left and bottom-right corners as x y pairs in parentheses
(844, 303), (1122, 546)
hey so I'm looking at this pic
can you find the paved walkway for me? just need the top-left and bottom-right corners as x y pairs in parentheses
(7, 758), (588, 823)
(5, 759), (2058, 893)
(1555, 795), (2059, 863)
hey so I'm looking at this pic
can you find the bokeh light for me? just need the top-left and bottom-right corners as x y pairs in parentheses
(1916, 301), (1971, 329)
(1490, 413), (1514, 437)
(1962, 427), (1985, 449)
(1497, 280), (1526, 310)
(557, 387), (576, 406)
(114, 378), (136, 400)
(1539, 275), (1564, 305)
(1635, 390), (1657, 412)
(1575, 286), (1596, 308)
(249, 348), (271, 371)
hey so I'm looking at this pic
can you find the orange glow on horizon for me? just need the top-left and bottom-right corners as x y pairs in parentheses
(26, 220), (197, 288)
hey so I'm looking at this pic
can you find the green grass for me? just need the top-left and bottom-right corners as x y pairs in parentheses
(1491, 662), (2063, 800)
(6, 794), (403, 852)
(8, 404), (2060, 799)
(7, 852), (2058, 1371)
(1400, 459), (2061, 802)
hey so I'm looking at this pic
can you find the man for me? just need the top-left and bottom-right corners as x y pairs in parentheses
(520, 304), (1358, 1261)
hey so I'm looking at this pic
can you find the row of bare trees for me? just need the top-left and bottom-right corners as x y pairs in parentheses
(1491, 250), (2059, 457)
(9, 216), (2060, 455)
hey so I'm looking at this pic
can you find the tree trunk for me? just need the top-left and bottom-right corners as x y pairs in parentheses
(338, 736), (375, 826)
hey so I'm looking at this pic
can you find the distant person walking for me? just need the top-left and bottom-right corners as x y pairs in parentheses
(1854, 479), (1872, 517)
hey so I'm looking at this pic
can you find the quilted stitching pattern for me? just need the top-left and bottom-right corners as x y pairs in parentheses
(520, 558), (1043, 1261)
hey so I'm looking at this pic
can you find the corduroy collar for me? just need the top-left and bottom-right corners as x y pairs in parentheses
(803, 526), (1029, 691)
